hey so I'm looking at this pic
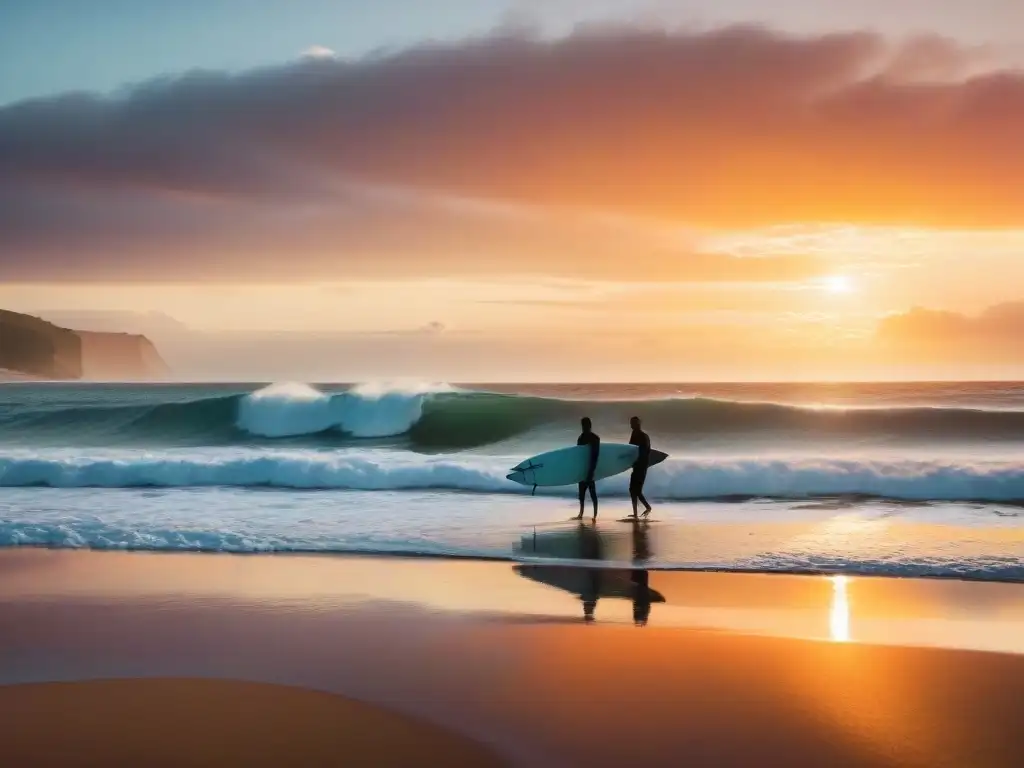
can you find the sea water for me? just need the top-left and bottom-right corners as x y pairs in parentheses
(0, 381), (1021, 581)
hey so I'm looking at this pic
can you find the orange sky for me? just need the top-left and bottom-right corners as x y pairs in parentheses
(1, 25), (1022, 380)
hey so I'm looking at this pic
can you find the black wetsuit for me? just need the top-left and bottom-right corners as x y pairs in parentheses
(577, 430), (600, 513)
(629, 428), (651, 494)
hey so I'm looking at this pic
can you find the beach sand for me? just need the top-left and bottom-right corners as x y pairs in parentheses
(1, 550), (1023, 767)
(0, 678), (505, 767)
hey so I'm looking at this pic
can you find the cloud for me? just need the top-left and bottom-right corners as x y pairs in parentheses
(301, 45), (336, 60)
(475, 280), (852, 318)
(0, 177), (825, 282)
(1, 24), (1022, 281)
(876, 302), (1024, 361)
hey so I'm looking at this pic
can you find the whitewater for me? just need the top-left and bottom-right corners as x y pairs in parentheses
(0, 381), (1021, 580)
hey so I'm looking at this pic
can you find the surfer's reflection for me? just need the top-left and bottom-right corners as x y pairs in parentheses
(631, 569), (652, 626)
(514, 520), (661, 626)
(631, 520), (653, 627)
(631, 517), (651, 562)
(578, 522), (603, 623)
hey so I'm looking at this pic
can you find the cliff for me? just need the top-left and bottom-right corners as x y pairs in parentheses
(76, 330), (171, 380)
(0, 310), (83, 379)
(0, 310), (170, 380)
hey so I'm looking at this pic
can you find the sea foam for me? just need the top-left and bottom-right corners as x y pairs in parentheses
(235, 382), (450, 439)
(1, 450), (1022, 502)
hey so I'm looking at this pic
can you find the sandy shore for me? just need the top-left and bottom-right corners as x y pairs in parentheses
(0, 678), (504, 767)
(1, 550), (1023, 767)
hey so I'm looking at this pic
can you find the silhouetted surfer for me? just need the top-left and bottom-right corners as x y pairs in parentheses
(628, 416), (653, 518)
(575, 417), (600, 521)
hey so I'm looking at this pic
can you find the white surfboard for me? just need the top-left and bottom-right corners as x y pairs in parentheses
(506, 443), (668, 489)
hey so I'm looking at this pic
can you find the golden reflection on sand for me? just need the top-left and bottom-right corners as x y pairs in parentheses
(830, 575), (851, 642)
(1, 550), (1024, 652)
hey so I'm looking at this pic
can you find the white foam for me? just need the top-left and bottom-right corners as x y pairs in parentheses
(1, 450), (1022, 502)
(236, 383), (334, 438)
(236, 381), (452, 439)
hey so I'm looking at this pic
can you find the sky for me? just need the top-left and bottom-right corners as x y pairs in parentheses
(1, 0), (1023, 381)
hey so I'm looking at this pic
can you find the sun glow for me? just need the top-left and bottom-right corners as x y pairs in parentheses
(822, 275), (855, 294)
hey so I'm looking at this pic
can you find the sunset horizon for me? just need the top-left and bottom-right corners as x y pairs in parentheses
(2, 2), (1023, 381)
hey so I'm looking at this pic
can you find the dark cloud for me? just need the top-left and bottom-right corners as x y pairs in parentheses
(1, 24), (1022, 281)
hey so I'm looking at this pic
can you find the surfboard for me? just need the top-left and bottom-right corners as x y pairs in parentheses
(506, 444), (668, 489)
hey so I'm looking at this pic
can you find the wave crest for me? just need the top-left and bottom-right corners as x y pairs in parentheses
(2, 383), (1023, 449)
(235, 381), (457, 439)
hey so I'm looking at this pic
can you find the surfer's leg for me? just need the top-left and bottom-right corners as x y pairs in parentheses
(576, 482), (586, 519)
(589, 481), (599, 519)
(629, 472), (640, 517)
(634, 471), (651, 515)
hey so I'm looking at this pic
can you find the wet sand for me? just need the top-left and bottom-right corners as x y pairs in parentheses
(1, 549), (1024, 767)
(0, 678), (505, 767)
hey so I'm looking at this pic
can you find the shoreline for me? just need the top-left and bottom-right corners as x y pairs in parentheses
(1, 542), (1023, 586)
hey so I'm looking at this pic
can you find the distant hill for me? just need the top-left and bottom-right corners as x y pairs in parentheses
(0, 309), (83, 378)
(0, 309), (171, 380)
(77, 330), (172, 380)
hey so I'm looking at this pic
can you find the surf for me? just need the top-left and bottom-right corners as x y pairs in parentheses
(235, 382), (448, 439)
(2, 382), (1024, 450)
(1, 450), (1022, 503)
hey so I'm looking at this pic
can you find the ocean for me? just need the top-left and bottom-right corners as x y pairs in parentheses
(0, 381), (1022, 581)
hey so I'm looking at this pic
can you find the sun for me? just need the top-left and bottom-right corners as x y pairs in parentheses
(822, 275), (854, 294)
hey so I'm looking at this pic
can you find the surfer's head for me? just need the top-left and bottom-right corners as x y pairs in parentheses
(630, 416), (641, 430)
(580, 417), (592, 432)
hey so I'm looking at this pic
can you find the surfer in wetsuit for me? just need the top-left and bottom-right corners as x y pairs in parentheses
(575, 417), (600, 520)
(628, 416), (653, 518)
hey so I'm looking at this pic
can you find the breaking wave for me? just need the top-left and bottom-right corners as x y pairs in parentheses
(1, 382), (1023, 450)
(1, 452), (1021, 503)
